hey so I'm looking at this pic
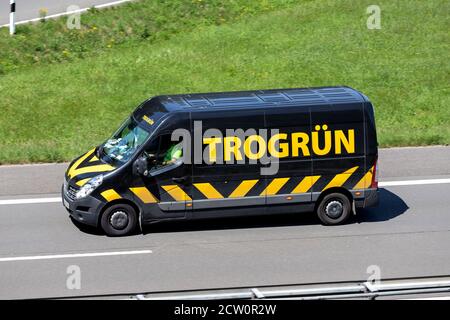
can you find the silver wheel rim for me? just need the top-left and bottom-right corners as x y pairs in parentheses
(109, 210), (129, 230)
(325, 200), (343, 219)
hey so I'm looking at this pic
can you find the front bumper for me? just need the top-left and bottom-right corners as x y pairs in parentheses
(61, 184), (104, 227)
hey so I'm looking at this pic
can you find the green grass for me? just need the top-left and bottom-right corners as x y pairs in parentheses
(0, 0), (295, 74)
(0, 0), (449, 164)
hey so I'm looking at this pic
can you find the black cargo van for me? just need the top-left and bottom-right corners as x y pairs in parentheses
(62, 86), (379, 236)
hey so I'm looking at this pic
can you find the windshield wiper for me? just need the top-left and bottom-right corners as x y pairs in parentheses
(97, 144), (115, 165)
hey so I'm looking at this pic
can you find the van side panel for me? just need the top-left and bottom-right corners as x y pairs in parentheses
(310, 102), (366, 200)
(190, 108), (268, 217)
(264, 105), (313, 205)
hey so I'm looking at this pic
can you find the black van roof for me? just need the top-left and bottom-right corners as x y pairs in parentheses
(150, 86), (368, 112)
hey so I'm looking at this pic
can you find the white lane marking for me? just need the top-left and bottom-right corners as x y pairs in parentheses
(1, 178), (449, 206)
(0, 249), (152, 263)
(0, 197), (61, 205)
(404, 296), (450, 300)
(0, 0), (133, 28)
(379, 178), (450, 187)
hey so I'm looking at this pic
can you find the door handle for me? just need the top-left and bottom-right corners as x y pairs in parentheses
(172, 176), (187, 184)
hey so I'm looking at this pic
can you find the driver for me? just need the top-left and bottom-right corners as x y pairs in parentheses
(162, 142), (183, 166)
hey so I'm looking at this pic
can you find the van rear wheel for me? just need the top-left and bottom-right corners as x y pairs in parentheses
(101, 204), (137, 236)
(316, 193), (352, 225)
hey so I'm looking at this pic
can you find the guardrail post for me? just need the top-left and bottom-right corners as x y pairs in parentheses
(9, 0), (16, 35)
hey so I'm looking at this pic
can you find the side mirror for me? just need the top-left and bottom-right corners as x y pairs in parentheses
(133, 155), (149, 176)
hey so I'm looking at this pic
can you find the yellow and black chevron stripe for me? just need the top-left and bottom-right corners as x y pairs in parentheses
(99, 166), (374, 204)
(66, 148), (116, 186)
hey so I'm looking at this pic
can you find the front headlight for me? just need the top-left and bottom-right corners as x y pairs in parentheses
(75, 175), (103, 199)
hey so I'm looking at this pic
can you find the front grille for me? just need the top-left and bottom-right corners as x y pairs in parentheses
(66, 185), (79, 201)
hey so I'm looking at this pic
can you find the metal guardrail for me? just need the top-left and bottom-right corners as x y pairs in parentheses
(131, 278), (450, 300)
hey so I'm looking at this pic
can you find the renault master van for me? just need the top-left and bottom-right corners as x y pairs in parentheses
(62, 86), (379, 236)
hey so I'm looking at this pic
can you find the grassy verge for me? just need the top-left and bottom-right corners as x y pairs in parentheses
(0, 0), (448, 164)
(0, 0), (296, 74)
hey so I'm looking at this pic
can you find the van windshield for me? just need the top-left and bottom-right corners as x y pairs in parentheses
(100, 117), (150, 165)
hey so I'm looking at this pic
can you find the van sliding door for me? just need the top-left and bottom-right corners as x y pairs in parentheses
(264, 106), (313, 207)
(191, 108), (267, 214)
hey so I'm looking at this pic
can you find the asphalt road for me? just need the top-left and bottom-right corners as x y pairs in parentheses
(0, 146), (449, 299)
(0, 0), (130, 26)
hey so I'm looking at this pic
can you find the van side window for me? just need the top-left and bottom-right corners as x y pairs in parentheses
(147, 134), (183, 169)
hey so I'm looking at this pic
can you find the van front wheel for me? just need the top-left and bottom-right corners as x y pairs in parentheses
(316, 193), (352, 225)
(100, 204), (137, 236)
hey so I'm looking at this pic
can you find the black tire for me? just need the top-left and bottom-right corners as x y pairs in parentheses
(316, 192), (352, 225)
(100, 203), (138, 236)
